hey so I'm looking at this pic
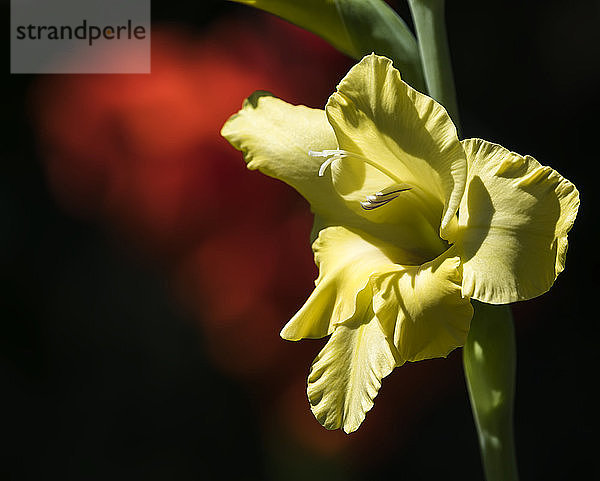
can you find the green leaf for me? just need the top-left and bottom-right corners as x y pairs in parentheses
(230, 0), (426, 92)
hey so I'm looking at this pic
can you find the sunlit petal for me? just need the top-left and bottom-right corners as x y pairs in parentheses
(325, 54), (466, 240)
(281, 226), (419, 340)
(373, 248), (473, 361)
(457, 139), (579, 303)
(222, 91), (352, 225)
(307, 313), (397, 433)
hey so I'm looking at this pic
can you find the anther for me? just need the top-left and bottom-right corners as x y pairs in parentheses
(360, 184), (411, 210)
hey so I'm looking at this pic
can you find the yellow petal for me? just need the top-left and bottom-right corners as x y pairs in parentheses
(222, 91), (423, 247)
(325, 54), (466, 240)
(281, 226), (419, 341)
(457, 139), (580, 304)
(307, 314), (397, 434)
(329, 158), (450, 260)
(221, 91), (353, 225)
(372, 248), (473, 361)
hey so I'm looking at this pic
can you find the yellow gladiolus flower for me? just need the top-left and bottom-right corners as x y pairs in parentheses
(221, 54), (579, 433)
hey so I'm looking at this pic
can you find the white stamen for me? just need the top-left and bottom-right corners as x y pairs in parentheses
(308, 149), (344, 158)
(318, 156), (336, 177)
(309, 149), (364, 177)
(309, 149), (411, 211)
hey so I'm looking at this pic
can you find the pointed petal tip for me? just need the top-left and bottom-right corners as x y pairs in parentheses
(279, 324), (300, 341)
(343, 423), (360, 434)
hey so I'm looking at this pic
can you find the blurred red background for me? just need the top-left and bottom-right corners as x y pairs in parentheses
(30, 11), (467, 467)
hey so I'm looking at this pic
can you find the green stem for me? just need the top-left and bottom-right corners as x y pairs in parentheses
(463, 302), (519, 481)
(407, 0), (460, 133)
(407, 3), (518, 479)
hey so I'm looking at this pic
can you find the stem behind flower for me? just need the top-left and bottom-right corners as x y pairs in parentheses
(464, 302), (519, 481)
(407, 0), (460, 133)
(408, 2), (519, 480)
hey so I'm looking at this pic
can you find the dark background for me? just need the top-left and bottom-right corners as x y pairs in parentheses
(2, 1), (598, 479)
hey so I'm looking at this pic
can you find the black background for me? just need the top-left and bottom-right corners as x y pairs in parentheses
(2, 1), (598, 479)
